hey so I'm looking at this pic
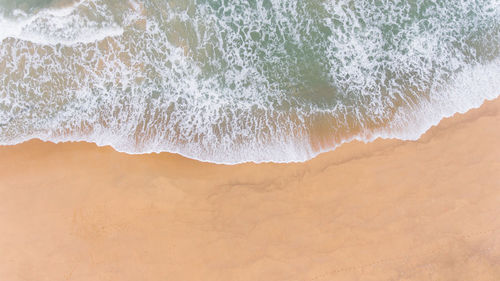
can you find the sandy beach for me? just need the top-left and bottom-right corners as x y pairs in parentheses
(0, 97), (499, 281)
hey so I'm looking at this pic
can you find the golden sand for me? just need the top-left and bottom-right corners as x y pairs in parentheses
(0, 97), (499, 281)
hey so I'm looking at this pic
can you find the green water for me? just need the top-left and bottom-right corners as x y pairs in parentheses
(0, 0), (499, 163)
(0, 0), (67, 13)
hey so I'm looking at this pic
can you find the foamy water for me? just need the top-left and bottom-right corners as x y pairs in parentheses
(0, 1), (123, 45)
(1, 0), (499, 164)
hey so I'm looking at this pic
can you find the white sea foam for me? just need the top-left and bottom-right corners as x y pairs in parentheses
(0, 0), (499, 164)
(382, 58), (500, 140)
(0, 0), (123, 45)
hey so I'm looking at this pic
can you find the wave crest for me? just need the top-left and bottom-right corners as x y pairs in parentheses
(0, 0), (123, 45)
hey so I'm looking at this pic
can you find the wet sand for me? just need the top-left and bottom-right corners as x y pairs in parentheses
(0, 97), (499, 281)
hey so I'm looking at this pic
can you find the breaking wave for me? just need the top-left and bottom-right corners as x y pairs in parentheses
(1, 0), (499, 163)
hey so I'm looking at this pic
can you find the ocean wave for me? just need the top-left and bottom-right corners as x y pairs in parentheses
(5, 58), (499, 164)
(0, 0), (123, 45)
(0, 0), (499, 164)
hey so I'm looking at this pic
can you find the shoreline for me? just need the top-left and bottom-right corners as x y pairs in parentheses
(0, 96), (499, 280)
(4, 94), (500, 166)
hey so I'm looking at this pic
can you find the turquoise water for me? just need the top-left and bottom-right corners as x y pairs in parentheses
(0, 0), (57, 12)
(1, 0), (499, 163)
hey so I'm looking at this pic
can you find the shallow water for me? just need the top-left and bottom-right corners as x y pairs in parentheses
(1, 0), (499, 163)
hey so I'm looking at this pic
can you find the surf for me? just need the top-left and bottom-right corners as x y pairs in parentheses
(0, 0), (499, 164)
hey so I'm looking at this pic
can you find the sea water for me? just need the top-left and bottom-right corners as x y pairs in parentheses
(1, 0), (499, 163)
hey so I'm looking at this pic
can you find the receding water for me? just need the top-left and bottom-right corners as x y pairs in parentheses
(1, 0), (499, 163)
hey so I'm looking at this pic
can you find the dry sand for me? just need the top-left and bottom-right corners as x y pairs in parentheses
(0, 97), (499, 281)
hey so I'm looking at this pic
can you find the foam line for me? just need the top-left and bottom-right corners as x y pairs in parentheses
(0, 0), (499, 164)
(0, 0), (123, 45)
